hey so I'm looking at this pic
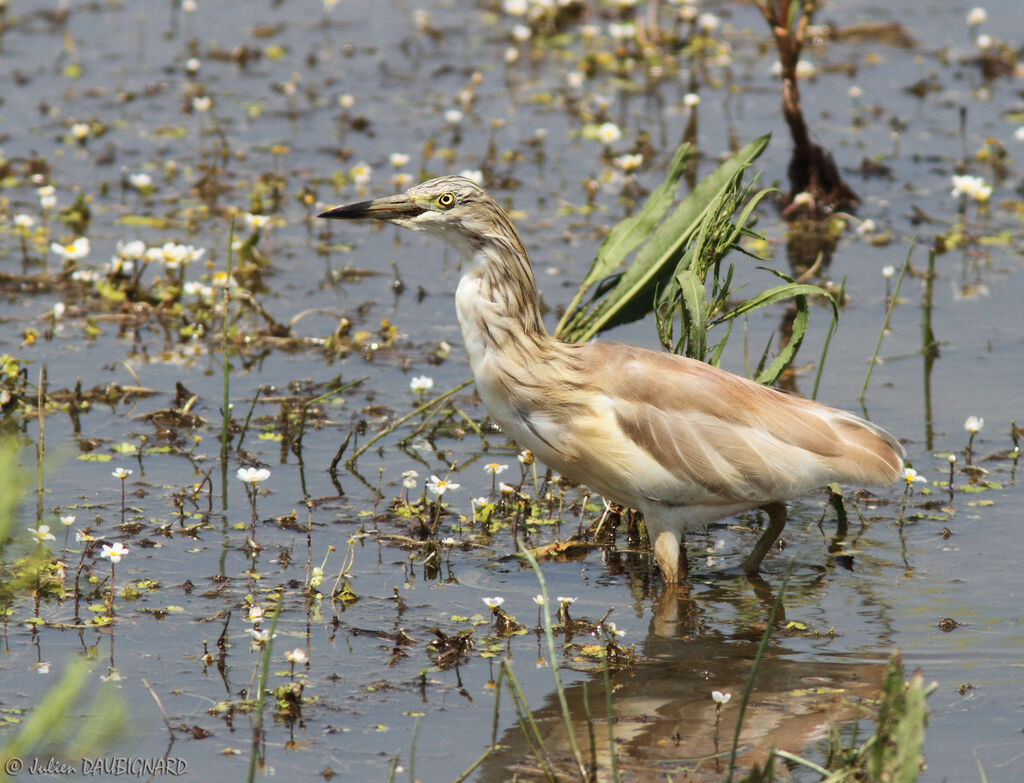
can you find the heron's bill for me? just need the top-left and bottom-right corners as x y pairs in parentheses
(318, 194), (423, 221)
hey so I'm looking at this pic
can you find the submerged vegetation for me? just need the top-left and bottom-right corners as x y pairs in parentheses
(0, 0), (1021, 781)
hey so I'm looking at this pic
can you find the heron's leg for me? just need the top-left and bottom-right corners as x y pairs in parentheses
(653, 528), (687, 583)
(742, 501), (787, 575)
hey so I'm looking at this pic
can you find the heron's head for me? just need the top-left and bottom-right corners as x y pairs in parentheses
(319, 176), (515, 258)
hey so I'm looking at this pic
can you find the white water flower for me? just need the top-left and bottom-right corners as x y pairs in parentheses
(902, 467), (926, 485)
(950, 174), (992, 202)
(37, 185), (57, 210)
(51, 237), (90, 261)
(597, 122), (622, 145)
(795, 60), (818, 79)
(117, 239), (147, 260)
(146, 241), (204, 270)
(243, 213), (271, 231)
(712, 690), (732, 705)
(349, 162), (372, 186)
(426, 475), (460, 496)
(614, 153), (644, 172)
(284, 648), (308, 664)
(29, 525), (57, 543)
(697, 12), (719, 31)
(129, 172), (153, 190)
(608, 22), (635, 41)
(71, 269), (98, 283)
(100, 542), (130, 563)
(183, 281), (214, 299)
(967, 7), (987, 26)
(482, 596), (505, 609)
(410, 375), (434, 393)
(237, 467), (271, 484)
(963, 415), (984, 434)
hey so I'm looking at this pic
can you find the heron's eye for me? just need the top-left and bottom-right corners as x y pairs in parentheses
(437, 192), (456, 208)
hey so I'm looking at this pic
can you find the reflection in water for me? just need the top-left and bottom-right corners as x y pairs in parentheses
(479, 579), (887, 781)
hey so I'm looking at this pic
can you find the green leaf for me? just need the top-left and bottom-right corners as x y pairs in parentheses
(716, 281), (832, 323)
(77, 453), (113, 462)
(555, 143), (692, 335)
(116, 215), (174, 228)
(94, 279), (126, 303)
(556, 135), (769, 342)
(755, 294), (809, 386)
(669, 268), (707, 356)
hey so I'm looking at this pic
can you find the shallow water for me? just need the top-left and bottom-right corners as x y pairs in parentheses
(1, 1), (1022, 781)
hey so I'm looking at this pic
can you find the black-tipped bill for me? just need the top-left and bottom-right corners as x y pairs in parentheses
(318, 194), (424, 221)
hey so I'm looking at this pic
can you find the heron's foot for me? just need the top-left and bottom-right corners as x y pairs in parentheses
(741, 501), (788, 575)
(653, 529), (687, 583)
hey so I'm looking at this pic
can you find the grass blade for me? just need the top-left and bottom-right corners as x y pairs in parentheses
(859, 240), (914, 404)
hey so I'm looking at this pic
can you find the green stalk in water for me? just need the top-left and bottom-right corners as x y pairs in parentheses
(220, 217), (236, 502)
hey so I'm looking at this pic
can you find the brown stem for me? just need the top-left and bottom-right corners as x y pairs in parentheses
(759, 0), (858, 214)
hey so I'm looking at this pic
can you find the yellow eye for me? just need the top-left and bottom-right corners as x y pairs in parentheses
(437, 192), (456, 208)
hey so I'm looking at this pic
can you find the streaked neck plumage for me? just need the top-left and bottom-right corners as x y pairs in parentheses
(445, 205), (551, 374)
(445, 195), (585, 468)
(444, 206), (545, 339)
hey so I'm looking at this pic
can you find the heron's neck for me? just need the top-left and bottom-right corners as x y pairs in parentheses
(453, 230), (556, 374)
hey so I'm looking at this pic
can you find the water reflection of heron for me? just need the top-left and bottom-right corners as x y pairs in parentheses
(478, 608), (886, 781)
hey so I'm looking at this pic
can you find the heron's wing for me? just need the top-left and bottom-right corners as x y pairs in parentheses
(581, 342), (902, 507)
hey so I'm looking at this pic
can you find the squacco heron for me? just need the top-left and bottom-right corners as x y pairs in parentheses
(320, 176), (904, 582)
